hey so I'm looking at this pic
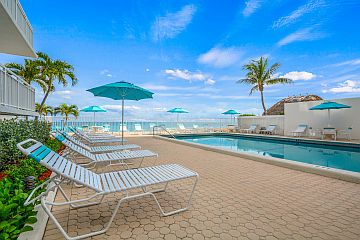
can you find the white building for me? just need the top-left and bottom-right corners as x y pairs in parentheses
(0, 0), (38, 117)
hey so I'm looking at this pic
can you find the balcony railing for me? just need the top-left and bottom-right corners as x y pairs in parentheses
(0, 64), (36, 114)
(0, 0), (33, 47)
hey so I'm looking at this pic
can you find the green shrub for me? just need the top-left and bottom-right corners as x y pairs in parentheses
(0, 179), (37, 240)
(4, 138), (62, 181)
(0, 119), (51, 168)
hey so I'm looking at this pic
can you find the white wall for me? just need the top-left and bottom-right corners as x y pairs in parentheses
(284, 97), (360, 140)
(238, 115), (285, 134)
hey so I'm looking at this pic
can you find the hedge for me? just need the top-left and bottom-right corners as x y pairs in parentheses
(0, 138), (62, 240)
(0, 119), (51, 168)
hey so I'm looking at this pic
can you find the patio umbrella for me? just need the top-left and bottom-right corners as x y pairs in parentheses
(167, 108), (189, 123)
(222, 109), (240, 124)
(309, 101), (351, 127)
(87, 81), (154, 143)
(80, 105), (107, 127)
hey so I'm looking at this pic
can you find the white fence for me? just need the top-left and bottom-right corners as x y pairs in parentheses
(237, 115), (285, 135)
(0, 65), (36, 114)
(285, 97), (360, 140)
(0, 0), (33, 46)
(47, 116), (236, 132)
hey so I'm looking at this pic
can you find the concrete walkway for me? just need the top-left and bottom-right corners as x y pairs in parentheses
(43, 136), (360, 240)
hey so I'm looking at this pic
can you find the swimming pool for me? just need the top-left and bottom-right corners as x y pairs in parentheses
(176, 135), (360, 173)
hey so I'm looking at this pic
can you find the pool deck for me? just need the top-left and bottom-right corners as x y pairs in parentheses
(43, 136), (360, 240)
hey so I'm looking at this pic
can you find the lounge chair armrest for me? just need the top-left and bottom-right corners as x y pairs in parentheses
(17, 139), (39, 154)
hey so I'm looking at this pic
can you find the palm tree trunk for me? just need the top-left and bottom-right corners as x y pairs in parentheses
(260, 90), (267, 115)
(39, 88), (50, 113)
(38, 78), (52, 114)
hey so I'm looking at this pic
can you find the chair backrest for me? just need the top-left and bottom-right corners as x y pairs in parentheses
(17, 139), (102, 192)
(58, 131), (91, 151)
(134, 124), (142, 131)
(178, 124), (186, 130)
(68, 127), (90, 141)
(120, 124), (127, 131)
(249, 124), (257, 130)
(297, 124), (307, 131)
(267, 125), (277, 131)
(52, 133), (96, 161)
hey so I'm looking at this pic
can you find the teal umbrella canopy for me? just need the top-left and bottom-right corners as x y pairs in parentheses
(167, 108), (189, 113)
(167, 108), (189, 123)
(86, 81), (154, 143)
(309, 101), (351, 127)
(222, 109), (240, 115)
(222, 110), (240, 124)
(80, 106), (107, 128)
(309, 101), (351, 110)
(81, 106), (107, 112)
(86, 81), (154, 100)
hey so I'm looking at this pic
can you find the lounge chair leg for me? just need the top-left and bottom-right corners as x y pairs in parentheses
(56, 186), (105, 209)
(151, 176), (198, 216)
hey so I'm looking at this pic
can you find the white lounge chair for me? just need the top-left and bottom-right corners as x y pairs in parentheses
(17, 139), (198, 240)
(52, 133), (157, 169)
(69, 127), (127, 144)
(120, 124), (128, 133)
(291, 124), (307, 137)
(69, 126), (113, 138)
(178, 123), (191, 133)
(56, 131), (140, 153)
(133, 123), (143, 134)
(241, 124), (257, 133)
(322, 127), (337, 140)
(338, 127), (352, 140)
(259, 125), (277, 135)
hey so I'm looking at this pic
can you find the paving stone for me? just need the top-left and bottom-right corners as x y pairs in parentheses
(41, 136), (360, 240)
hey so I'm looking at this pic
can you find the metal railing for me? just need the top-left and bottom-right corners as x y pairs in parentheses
(0, 64), (36, 112)
(0, 0), (33, 46)
(152, 125), (176, 139)
(47, 116), (237, 133)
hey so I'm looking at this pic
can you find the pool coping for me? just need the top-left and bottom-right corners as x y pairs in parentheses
(155, 135), (360, 184)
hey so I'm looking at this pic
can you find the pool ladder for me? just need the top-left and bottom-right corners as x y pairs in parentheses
(152, 125), (176, 139)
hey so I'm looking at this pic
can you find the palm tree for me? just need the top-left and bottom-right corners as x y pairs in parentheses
(35, 103), (54, 118)
(238, 57), (292, 115)
(5, 59), (47, 92)
(36, 52), (77, 113)
(54, 103), (79, 127)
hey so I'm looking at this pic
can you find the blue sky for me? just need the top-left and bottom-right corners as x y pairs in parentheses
(1, 0), (360, 120)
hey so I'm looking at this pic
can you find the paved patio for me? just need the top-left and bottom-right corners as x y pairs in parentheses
(43, 136), (360, 240)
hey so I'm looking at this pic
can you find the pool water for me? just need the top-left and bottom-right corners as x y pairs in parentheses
(177, 135), (360, 173)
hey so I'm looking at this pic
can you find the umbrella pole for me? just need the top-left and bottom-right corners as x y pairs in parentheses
(122, 98), (124, 145)
(328, 109), (330, 127)
(94, 112), (96, 129)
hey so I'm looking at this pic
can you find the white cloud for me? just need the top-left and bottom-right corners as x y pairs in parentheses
(198, 47), (243, 68)
(164, 69), (216, 85)
(53, 90), (75, 99)
(100, 69), (112, 77)
(102, 105), (141, 111)
(328, 80), (360, 93)
(140, 83), (198, 91)
(281, 71), (316, 81)
(156, 92), (256, 100)
(243, 0), (262, 17)
(277, 27), (326, 46)
(273, 0), (325, 29)
(205, 79), (215, 85)
(332, 59), (360, 67)
(152, 4), (197, 42)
